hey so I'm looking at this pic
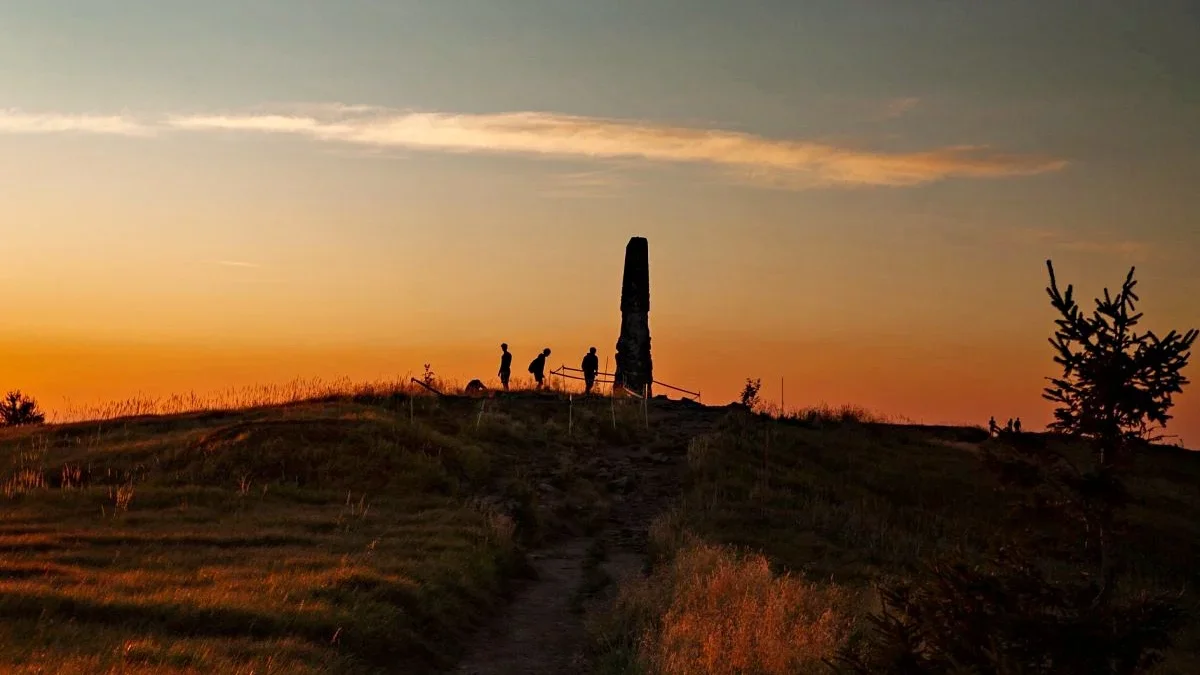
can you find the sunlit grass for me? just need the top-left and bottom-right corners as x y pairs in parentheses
(52, 376), (423, 424)
(598, 536), (857, 675)
(0, 386), (655, 672)
(0, 398), (540, 673)
(47, 371), (611, 426)
(0, 492), (519, 672)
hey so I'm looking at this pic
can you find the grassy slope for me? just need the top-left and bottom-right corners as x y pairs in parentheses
(612, 412), (1200, 673)
(0, 393), (658, 674)
(3, 395), (1199, 673)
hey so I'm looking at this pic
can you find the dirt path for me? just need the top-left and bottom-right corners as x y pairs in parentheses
(450, 404), (717, 674)
(450, 538), (593, 674)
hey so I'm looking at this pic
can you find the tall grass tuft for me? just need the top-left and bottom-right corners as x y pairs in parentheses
(603, 539), (856, 675)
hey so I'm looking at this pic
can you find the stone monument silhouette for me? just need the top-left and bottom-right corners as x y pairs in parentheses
(613, 237), (652, 396)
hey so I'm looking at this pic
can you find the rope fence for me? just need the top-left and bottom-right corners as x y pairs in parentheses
(549, 365), (700, 402)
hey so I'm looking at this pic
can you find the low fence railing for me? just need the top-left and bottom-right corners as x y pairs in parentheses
(549, 365), (700, 402)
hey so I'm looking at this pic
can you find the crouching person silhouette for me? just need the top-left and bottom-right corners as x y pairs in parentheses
(529, 348), (551, 390)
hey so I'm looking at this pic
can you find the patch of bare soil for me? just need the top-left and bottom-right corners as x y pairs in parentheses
(451, 538), (593, 675)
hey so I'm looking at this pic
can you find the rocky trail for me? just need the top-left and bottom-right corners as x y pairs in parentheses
(451, 404), (721, 674)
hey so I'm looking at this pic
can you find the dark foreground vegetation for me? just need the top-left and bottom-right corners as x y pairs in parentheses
(589, 415), (1200, 674)
(1, 259), (1195, 674)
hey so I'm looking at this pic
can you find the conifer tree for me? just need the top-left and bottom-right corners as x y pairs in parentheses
(0, 390), (45, 427)
(834, 261), (1195, 674)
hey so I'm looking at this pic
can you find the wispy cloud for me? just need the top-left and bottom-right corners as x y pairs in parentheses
(2, 103), (1067, 188)
(167, 106), (1067, 188)
(214, 260), (261, 269)
(882, 97), (921, 119)
(0, 109), (149, 136)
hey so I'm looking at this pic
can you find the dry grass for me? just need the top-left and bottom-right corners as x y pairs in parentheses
(51, 377), (425, 423)
(593, 522), (858, 675)
(0, 385), (665, 673)
(593, 410), (1200, 674)
(644, 544), (852, 675)
(0, 392), (637, 673)
(48, 371), (616, 425)
(13, 385), (1200, 673)
(759, 403), (890, 425)
(0, 491), (520, 672)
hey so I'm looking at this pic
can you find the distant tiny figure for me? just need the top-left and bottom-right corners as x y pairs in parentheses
(1013, 417), (1022, 434)
(529, 348), (551, 389)
(1005, 418), (1014, 433)
(581, 347), (599, 395)
(465, 379), (486, 395)
(498, 343), (512, 391)
(988, 416), (999, 436)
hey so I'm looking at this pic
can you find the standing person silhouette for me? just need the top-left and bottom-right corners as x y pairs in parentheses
(988, 416), (999, 437)
(1014, 417), (1022, 434)
(529, 348), (551, 390)
(581, 347), (599, 395)
(498, 343), (512, 391)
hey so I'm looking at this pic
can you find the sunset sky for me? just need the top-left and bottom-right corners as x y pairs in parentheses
(2, 2), (1198, 442)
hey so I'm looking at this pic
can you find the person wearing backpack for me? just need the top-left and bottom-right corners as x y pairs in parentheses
(529, 348), (551, 389)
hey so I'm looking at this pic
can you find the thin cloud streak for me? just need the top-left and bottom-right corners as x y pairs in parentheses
(167, 106), (1067, 187)
(883, 97), (921, 119)
(214, 261), (261, 268)
(0, 109), (149, 136)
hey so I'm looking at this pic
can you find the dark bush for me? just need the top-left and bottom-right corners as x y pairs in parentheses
(0, 390), (45, 427)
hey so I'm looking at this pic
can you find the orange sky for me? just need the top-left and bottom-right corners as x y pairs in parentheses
(2, 3), (1197, 446)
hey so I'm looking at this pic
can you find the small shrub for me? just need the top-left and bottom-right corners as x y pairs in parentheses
(739, 379), (762, 411)
(0, 390), (45, 427)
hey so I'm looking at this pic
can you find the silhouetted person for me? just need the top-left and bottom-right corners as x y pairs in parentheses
(529, 348), (551, 389)
(988, 416), (999, 436)
(498, 343), (512, 391)
(1005, 418), (1014, 433)
(1013, 417), (1022, 434)
(581, 347), (599, 395)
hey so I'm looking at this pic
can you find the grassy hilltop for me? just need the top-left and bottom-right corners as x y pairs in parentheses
(0, 387), (688, 673)
(0, 388), (1197, 674)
